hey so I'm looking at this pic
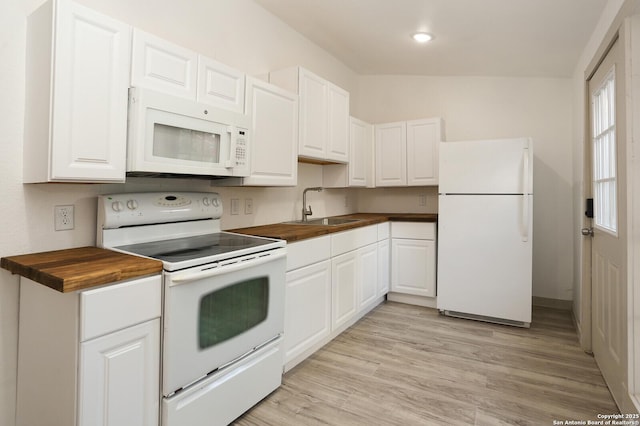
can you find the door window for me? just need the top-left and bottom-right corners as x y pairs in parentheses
(198, 277), (269, 349)
(591, 67), (618, 235)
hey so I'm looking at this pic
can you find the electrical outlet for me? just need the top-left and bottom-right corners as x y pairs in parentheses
(54, 205), (74, 231)
(230, 198), (240, 215)
(419, 194), (427, 206)
(245, 199), (253, 215)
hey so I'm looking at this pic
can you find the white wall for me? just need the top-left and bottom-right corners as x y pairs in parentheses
(0, 1), (358, 424)
(355, 75), (574, 300)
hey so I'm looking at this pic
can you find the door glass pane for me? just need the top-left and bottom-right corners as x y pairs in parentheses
(198, 277), (269, 349)
(591, 68), (617, 234)
(153, 123), (221, 162)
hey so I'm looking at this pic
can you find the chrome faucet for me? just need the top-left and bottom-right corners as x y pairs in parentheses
(302, 187), (323, 221)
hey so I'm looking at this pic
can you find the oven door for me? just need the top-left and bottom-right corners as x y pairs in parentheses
(162, 248), (285, 396)
(127, 87), (251, 177)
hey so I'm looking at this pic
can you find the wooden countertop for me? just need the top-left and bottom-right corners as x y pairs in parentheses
(1, 247), (163, 293)
(230, 213), (437, 242)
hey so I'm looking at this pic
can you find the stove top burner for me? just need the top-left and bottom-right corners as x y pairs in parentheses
(115, 233), (275, 263)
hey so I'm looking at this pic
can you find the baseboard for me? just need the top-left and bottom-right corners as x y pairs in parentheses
(532, 296), (573, 311)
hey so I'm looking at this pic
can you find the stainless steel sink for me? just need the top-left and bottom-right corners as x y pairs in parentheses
(284, 217), (362, 226)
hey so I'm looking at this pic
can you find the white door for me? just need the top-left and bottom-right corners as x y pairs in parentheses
(299, 69), (327, 159)
(588, 37), (629, 410)
(326, 83), (350, 163)
(78, 319), (160, 426)
(331, 251), (358, 330)
(391, 238), (436, 297)
(377, 239), (390, 297)
(51, 1), (131, 182)
(375, 122), (407, 186)
(244, 77), (299, 186)
(406, 118), (441, 186)
(358, 243), (378, 311)
(284, 260), (331, 366)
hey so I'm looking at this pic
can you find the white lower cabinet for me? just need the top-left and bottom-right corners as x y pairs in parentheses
(331, 250), (358, 330)
(377, 238), (390, 297)
(16, 275), (161, 426)
(358, 243), (379, 311)
(391, 222), (437, 298)
(284, 225), (386, 371)
(284, 260), (332, 369)
(79, 320), (160, 426)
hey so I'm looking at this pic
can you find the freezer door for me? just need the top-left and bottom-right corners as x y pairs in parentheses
(439, 137), (532, 194)
(436, 195), (532, 323)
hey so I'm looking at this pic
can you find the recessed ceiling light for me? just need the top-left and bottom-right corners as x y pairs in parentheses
(412, 32), (433, 43)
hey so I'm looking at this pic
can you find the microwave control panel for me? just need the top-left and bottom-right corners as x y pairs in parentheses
(235, 129), (248, 167)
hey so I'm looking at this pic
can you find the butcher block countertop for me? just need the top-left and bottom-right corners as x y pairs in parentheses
(1, 247), (163, 293)
(230, 213), (437, 242)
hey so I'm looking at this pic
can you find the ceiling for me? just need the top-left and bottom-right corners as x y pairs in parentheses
(253, 0), (608, 77)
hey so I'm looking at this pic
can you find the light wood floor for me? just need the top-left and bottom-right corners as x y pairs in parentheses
(234, 301), (618, 425)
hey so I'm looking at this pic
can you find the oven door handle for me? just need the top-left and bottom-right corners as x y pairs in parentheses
(169, 249), (286, 286)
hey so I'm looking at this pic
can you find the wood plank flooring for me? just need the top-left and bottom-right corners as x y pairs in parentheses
(234, 301), (618, 425)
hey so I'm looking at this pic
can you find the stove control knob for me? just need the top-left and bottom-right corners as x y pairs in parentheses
(212, 198), (220, 207)
(203, 197), (210, 206)
(111, 201), (124, 212)
(126, 199), (138, 210)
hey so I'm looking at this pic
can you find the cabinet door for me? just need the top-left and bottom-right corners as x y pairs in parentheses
(326, 83), (350, 163)
(197, 56), (245, 112)
(331, 251), (358, 330)
(243, 78), (298, 186)
(407, 118), (441, 186)
(358, 243), (378, 311)
(349, 117), (372, 186)
(78, 319), (160, 426)
(375, 122), (407, 186)
(391, 239), (436, 297)
(298, 69), (327, 159)
(50, 1), (131, 182)
(131, 29), (198, 99)
(284, 261), (331, 365)
(377, 239), (390, 297)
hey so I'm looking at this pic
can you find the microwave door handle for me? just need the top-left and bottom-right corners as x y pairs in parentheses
(225, 125), (236, 168)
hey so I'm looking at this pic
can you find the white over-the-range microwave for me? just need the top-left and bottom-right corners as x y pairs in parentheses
(127, 87), (251, 178)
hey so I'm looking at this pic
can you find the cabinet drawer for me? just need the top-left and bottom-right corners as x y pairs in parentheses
(391, 222), (436, 240)
(286, 236), (331, 271)
(331, 225), (377, 257)
(80, 275), (161, 341)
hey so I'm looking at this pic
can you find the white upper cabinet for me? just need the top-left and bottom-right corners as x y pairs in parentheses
(131, 29), (198, 99)
(406, 118), (442, 186)
(131, 29), (245, 112)
(326, 83), (350, 162)
(375, 121), (407, 186)
(323, 116), (373, 188)
(197, 56), (245, 113)
(242, 77), (298, 186)
(23, 0), (131, 183)
(270, 67), (350, 164)
(375, 117), (444, 187)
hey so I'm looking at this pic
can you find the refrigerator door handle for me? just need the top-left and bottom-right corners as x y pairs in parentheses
(523, 146), (530, 195)
(522, 194), (530, 242)
(521, 146), (530, 242)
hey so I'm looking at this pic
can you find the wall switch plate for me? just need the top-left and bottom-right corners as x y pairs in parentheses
(244, 199), (253, 215)
(419, 194), (427, 206)
(54, 205), (74, 231)
(230, 198), (240, 215)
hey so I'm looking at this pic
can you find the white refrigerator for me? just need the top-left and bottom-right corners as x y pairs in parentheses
(436, 137), (533, 327)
